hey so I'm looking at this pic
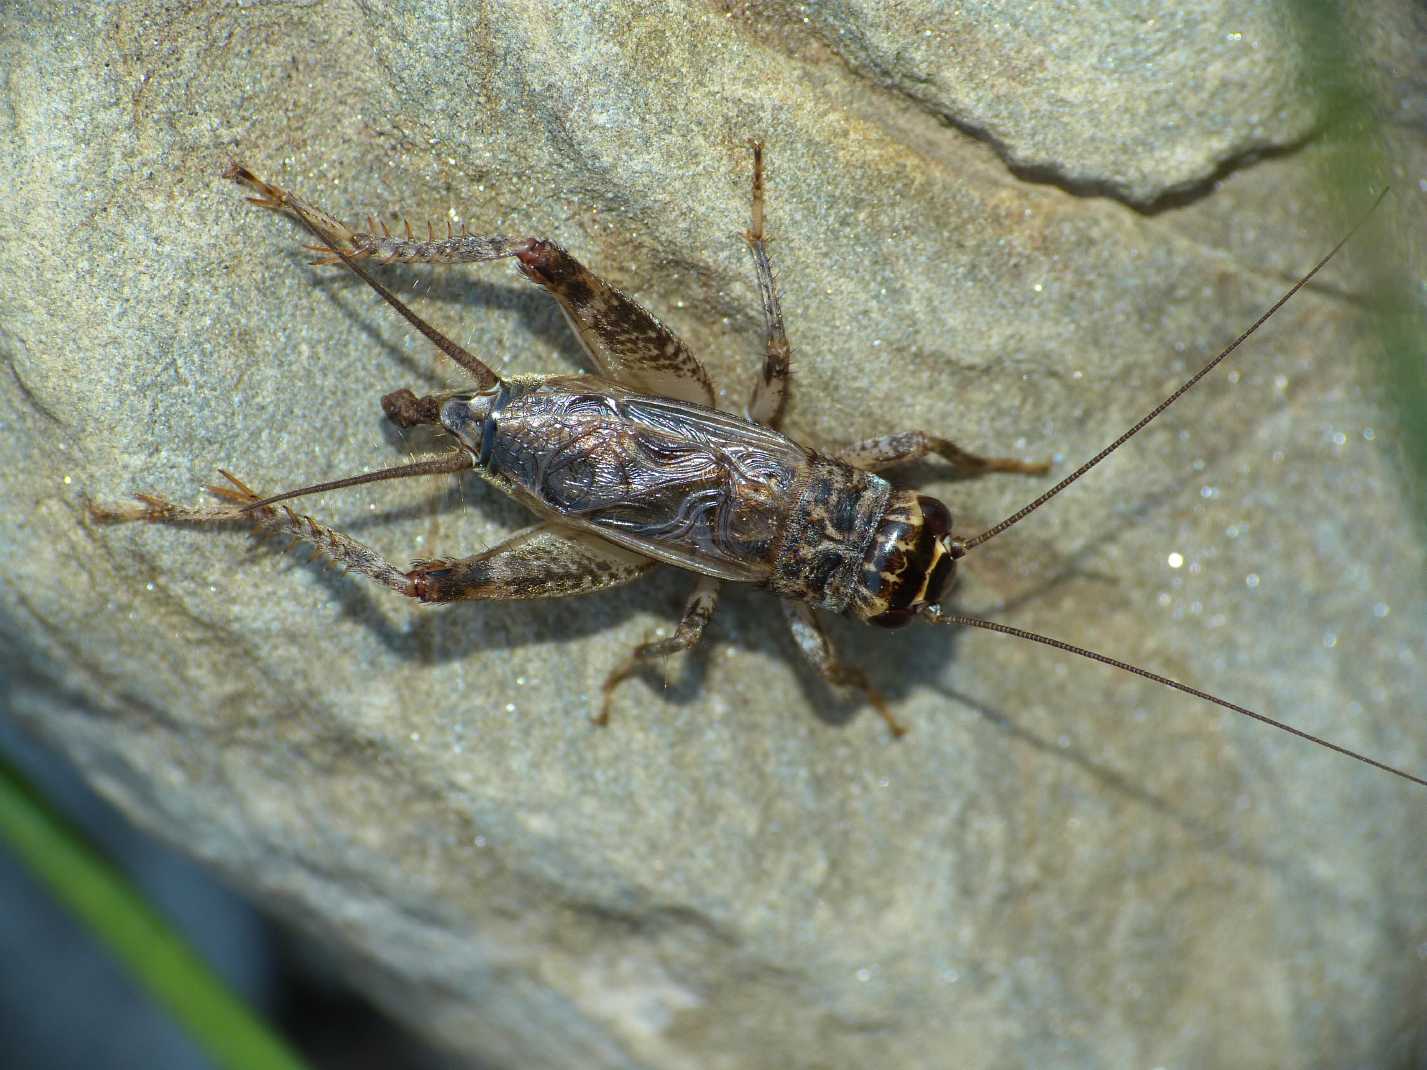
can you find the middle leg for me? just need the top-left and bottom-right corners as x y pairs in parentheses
(743, 142), (792, 430)
(599, 576), (722, 726)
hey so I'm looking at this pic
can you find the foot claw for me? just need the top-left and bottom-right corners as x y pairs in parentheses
(205, 470), (266, 509)
(870, 695), (908, 738)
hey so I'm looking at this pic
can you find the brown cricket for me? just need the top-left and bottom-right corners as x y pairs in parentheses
(91, 147), (1421, 787)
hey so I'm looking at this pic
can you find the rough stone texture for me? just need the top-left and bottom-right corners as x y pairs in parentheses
(3, 2), (1426, 1068)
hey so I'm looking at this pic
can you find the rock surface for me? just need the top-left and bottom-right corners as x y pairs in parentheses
(3, 2), (1425, 1067)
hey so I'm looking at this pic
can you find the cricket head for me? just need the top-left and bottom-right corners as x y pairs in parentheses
(851, 491), (959, 628)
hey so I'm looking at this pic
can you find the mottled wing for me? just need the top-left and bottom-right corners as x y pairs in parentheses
(484, 376), (810, 583)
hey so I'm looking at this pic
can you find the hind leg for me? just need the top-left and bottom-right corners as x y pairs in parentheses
(228, 164), (717, 407)
(91, 472), (422, 597)
(91, 476), (654, 606)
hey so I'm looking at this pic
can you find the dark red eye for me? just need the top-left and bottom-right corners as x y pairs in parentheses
(917, 496), (951, 536)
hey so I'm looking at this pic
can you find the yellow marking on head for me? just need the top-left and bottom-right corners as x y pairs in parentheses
(911, 538), (949, 607)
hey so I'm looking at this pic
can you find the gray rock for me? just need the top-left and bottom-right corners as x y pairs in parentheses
(3, 2), (1425, 1068)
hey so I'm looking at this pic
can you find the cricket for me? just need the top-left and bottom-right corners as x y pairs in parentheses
(91, 146), (1421, 788)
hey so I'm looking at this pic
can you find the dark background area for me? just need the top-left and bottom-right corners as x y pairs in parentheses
(0, 717), (460, 1070)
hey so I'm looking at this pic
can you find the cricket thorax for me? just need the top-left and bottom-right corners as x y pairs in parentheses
(846, 491), (957, 628)
(764, 455), (893, 614)
(471, 375), (810, 581)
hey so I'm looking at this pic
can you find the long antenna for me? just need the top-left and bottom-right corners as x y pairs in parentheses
(239, 452), (472, 512)
(961, 188), (1388, 553)
(926, 609), (1426, 788)
(224, 164), (502, 389)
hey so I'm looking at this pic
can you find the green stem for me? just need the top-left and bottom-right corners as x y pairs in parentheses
(0, 754), (313, 1070)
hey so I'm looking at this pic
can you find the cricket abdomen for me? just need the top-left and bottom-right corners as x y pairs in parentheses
(463, 375), (809, 582)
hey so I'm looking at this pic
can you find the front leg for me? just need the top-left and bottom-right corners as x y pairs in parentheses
(834, 431), (1048, 477)
(599, 576), (721, 726)
(781, 600), (906, 737)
